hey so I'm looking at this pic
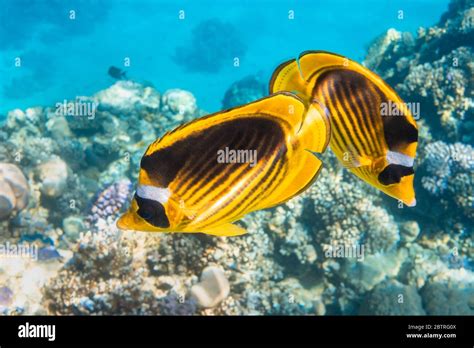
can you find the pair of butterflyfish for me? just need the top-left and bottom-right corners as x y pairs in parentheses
(117, 51), (418, 237)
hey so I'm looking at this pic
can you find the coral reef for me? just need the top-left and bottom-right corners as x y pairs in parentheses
(421, 269), (474, 315)
(0, 80), (205, 314)
(4, 67), (472, 315)
(94, 81), (161, 119)
(309, 169), (400, 255)
(43, 228), (162, 315)
(87, 179), (132, 228)
(157, 292), (197, 315)
(62, 216), (86, 243)
(419, 141), (474, 219)
(364, 0), (474, 143)
(0, 163), (29, 220)
(0, 244), (70, 315)
(190, 266), (230, 308)
(161, 89), (197, 124)
(0, 286), (14, 307)
(359, 280), (425, 315)
(221, 75), (267, 109)
(35, 158), (69, 198)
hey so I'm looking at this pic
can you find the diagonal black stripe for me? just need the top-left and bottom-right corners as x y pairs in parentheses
(178, 126), (245, 197)
(327, 79), (363, 156)
(340, 79), (378, 156)
(198, 141), (286, 229)
(234, 145), (287, 215)
(333, 78), (371, 156)
(176, 129), (230, 195)
(359, 84), (385, 151)
(182, 121), (259, 201)
(189, 127), (267, 207)
(316, 83), (349, 156)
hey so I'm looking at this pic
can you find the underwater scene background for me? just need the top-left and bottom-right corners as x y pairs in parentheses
(0, 0), (472, 315)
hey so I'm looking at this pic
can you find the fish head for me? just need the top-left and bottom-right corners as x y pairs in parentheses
(116, 185), (181, 232)
(117, 197), (165, 232)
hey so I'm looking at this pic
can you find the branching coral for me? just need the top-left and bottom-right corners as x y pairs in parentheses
(420, 141), (474, 219)
(309, 169), (400, 255)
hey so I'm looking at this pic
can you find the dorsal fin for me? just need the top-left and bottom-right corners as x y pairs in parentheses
(144, 92), (313, 156)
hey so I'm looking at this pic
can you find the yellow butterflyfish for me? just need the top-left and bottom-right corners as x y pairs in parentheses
(270, 50), (418, 207)
(117, 92), (330, 236)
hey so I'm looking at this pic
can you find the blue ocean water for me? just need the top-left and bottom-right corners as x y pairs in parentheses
(1, 0), (448, 116)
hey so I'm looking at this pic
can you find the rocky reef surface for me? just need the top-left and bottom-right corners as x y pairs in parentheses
(221, 75), (267, 109)
(365, 0), (473, 144)
(0, 0), (472, 316)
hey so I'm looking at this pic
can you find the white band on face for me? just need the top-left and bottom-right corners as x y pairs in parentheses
(386, 150), (414, 167)
(136, 185), (171, 204)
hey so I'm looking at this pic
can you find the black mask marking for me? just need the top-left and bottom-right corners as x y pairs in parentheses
(382, 115), (418, 150)
(135, 194), (170, 228)
(378, 164), (414, 185)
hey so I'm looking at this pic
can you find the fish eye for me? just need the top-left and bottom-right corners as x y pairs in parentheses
(134, 194), (170, 228)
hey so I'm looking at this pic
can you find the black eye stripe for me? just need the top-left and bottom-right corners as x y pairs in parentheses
(378, 164), (414, 186)
(135, 194), (170, 228)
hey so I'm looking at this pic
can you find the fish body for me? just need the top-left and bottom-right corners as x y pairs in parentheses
(108, 66), (127, 79)
(270, 51), (418, 206)
(38, 246), (62, 261)
(117, 92), (330, 236)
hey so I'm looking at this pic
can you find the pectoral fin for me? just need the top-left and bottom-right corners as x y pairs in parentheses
(198, 223), (247, 237)
(340, 145), (372, 169)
